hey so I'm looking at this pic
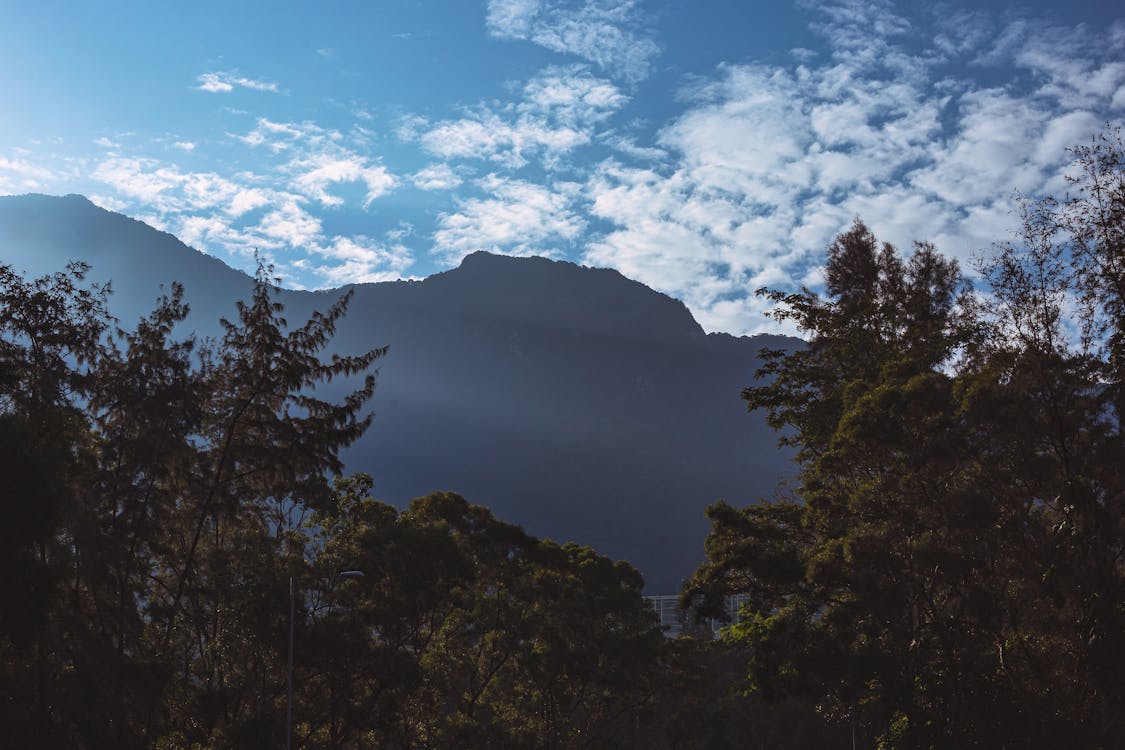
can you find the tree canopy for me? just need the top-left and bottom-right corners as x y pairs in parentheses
(0, 262), (699, 749)
(685, 130), (1125, 748)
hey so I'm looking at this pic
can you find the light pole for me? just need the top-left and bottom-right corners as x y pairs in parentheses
(287, 570), (365, 750)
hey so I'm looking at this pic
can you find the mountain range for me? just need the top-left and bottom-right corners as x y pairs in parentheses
(0, 194), (799, 592)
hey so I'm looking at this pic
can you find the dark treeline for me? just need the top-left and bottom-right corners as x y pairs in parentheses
(687, 130), (1125, 747)
(0, 250), (836, 745)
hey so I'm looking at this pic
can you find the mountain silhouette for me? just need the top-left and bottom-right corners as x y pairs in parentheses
(0, 194), (798, 592)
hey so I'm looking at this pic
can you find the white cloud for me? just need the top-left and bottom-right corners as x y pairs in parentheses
(416, 65), (625, 168)
(177, 214), (261, 255)
(1113, 86), (1125, 110)
(486, 0), (659, 83)
(78, 108), (409, 289)
(256, 198), (323, 247)
(227, 187), (271, 217)
(82, 195), (128, 214)
(173, 141), (196, 151)
(231, 118), (399, 207)
(485, 0), (538, 37)
(233, 118), (338, 152)
(394, 115), (429, 142)
(601, 133), (667, 161)
(196, 73), (234, 93)
(999, 22), (1125, 109)
(91, 158), (279, 221)
(290, 153), (396, 208)
(432, 175), (584, 262)
(91, 157), (186, 202)
(89, 158), (297, 253)
(312, 236), (415, 284)
(196, 72), (280, 94)
(420, 116), (515, 162)
(412, 163), (463, 191)
(578, 2), (1125, 334)
(522, 65), (627, 122)
(0, 155), (64, 194)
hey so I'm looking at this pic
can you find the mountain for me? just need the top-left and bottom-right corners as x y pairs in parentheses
(0, 194), (799, 592)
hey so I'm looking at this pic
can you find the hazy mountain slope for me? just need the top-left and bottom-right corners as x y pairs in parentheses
(0, 194), (798, 592)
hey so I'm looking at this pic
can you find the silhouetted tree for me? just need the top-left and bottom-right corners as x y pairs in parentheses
(0, 258), (717, 750)
(0, 260), (384, 749)
(686, 129), (1125, 748)
(295, 476), (668, 749)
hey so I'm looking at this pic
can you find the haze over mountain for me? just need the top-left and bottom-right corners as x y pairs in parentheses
(0, 193), (798, 592)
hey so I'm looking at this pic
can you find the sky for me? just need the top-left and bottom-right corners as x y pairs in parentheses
(1, 0), (1123, 335)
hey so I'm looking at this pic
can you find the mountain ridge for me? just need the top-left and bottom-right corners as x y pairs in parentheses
(0, 193), (798, 592)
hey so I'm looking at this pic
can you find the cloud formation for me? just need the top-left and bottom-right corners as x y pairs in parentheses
(412, 164), (463, 191)
(576, 2), (1125, 333)
(291, 153), (396, 208)
(196, 72), (280, 94)
(0, 156), (61, 193)
(486, 0), (659, 83)
(85, 113), (404, 289)
(415, 65), (625, 168)
(433, 175), (584, 262)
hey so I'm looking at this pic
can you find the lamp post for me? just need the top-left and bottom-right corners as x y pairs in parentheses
(287, 570), (365, 750)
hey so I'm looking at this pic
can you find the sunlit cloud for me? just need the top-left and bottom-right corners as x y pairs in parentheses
(255, 199), (323, 247)
(196, 72), (280, 94)
(415, 65), (625, 168)
(312, 235), (415, 284)
(290, 153), (397, 208)
(412, 163), (463, 191)
(91, 157), (186, 202)
(0, 156), (64, 193)
(485, 0), (659, 83)
(233, 118), (338, 153)
(578, 1), (1125, 334)
(433, 175), (584, 262)
(81, 121), (409, 285)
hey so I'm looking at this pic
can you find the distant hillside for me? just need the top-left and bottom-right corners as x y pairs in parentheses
(0, 193), (799, 592)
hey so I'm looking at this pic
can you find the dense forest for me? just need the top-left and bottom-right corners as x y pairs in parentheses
(687, 130), (1125, 747)
(0, 213), (829, 747)
(1, 130), (1122, 748)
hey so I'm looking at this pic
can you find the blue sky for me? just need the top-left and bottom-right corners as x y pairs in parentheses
(1, 0), (1123, 335)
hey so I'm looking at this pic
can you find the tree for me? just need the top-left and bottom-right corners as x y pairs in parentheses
(0, 261), (112, 748)
(974, 128), (1125, 742)
(296, 476), (670, 749)
(0, 260), (385, 748)
(686, 152), (1125, 746)
(0, 258), (698, 749)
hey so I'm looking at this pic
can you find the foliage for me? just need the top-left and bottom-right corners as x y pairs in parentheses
(0, 259), (713, 749)
(0, 260), (386, 749)
(290, 476), (670, 748)
(685, 130), (1125, 748)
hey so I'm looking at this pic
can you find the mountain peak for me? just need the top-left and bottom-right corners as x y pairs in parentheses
(0, 192), (248, 325)
(431, 250), (705, 344)
(0, 193), (798, 592)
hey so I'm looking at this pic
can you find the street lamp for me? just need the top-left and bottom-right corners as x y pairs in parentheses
(287, 570), (365, 750)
